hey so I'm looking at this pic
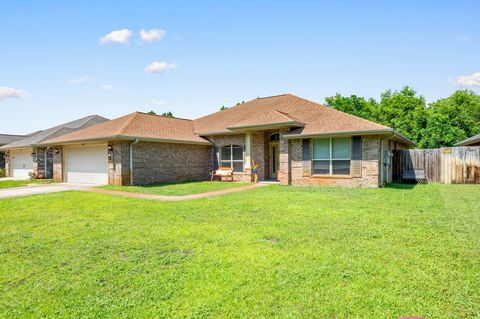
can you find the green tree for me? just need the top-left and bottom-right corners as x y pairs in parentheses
(161, 111), (174, 118)
(375, 86), (428, 143)
(420, 90), (480, 148)
(325, 94), (377, 120)
(147, 110), (157, 115)
(220, 105), (229, 110)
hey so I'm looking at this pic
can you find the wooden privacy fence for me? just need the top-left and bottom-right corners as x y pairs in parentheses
(393, 146), (480, 184)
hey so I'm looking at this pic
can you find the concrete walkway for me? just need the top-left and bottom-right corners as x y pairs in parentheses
(83, 183), (268, 201)
(0, 183), (93, 200)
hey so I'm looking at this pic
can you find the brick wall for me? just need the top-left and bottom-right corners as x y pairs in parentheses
(109, 141), (130, 186)
(207, 134), (250, 182)
(52, 146), (63, 182)
(206, 132), (275, 182)
(278, 130), (290, 185)
(289, 135), (381, 188)
(130, 141), (213, 185)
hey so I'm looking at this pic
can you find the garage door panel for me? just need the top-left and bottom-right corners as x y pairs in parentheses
(65, 145), (108, 185)
(11, 149), (33, 179)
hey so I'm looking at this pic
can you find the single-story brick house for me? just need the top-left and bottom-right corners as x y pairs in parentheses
(40, 112), (213, 184)
(456, 134), (480, 147)
(0, 134), (27, 170)
(0, 115), (108, 179)
(41, 94), (414, 187)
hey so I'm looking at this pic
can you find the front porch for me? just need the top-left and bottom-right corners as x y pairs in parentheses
(209, 130), (284, 183)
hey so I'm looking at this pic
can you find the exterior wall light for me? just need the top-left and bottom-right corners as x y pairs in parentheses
(54, 147), (60, 154)
(108, 145), (113, 151)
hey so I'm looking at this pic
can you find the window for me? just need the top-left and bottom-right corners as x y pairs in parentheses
(312, 138), (351, 175)
(269, 133), (280, 141)
(220, 145), (244, 172)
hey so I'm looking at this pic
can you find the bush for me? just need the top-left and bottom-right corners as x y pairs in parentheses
(0, 168), (5, 177)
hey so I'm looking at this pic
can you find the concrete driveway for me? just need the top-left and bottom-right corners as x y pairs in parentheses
(0, 183), (93, 200)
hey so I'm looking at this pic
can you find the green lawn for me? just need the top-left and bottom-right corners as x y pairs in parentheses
(99, 180), (251, 196)
(0, 184), (479, 318)
(0, 179), (56, 189)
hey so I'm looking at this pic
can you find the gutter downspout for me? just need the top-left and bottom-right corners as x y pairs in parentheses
(129, 139), (139, 185)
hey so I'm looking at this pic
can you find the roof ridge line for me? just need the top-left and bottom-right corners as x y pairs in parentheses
(118, 112), (140, 135)
(257, 93), (288, 99)
(136, 111), (193, 122)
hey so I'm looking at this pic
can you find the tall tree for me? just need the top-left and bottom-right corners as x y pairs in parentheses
(325, 94), (377, 120)
(375, 86), (428, 143)
(420, 90), (480, 148)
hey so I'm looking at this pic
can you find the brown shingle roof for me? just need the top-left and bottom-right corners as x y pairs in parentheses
(227, 110), (304, 130)
(193, 94), (390, 136)
(41, 112), (211, 145)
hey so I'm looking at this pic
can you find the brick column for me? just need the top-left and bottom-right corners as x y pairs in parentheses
(109, 141), (130, 186)
(52, 146), (63, 182)
(278, 130), (290, 185)
(4, 151), (11, 177)
(361, 136), (380, 187)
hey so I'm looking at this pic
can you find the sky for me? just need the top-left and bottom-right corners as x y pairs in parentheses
(1, 0), (479, 134)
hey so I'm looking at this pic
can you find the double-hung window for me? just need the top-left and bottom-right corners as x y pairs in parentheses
(312, 138), (351, 175)
(220, 145), (244, 172)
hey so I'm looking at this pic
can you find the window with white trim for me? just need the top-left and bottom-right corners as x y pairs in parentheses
(312, 138), (351, 175)
(220, 145), (244, 172)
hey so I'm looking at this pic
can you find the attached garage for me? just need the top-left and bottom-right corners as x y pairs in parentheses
(10, 149), (33, 179)
(64, 144), (108, 184)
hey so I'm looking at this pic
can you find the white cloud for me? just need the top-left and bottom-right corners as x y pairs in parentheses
(101, 84), (114, 91)
(145, 61), (177, 74)
(151, 100), (166, 107)
(139, 28), (166, 43)
(100, 29), (132, 44)
(458, 35), (472, 42)
(0, 86), (30, 100)
(451, 72), (480, 87)
(67, 76), (94, 84)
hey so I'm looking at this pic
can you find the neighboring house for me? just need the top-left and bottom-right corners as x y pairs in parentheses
(0, 134), (27, 170)
(0, 115), (108, 179)
(40, 112), (212, 184)
(41, 94), (414, 187)
(456, 134), (480, 147)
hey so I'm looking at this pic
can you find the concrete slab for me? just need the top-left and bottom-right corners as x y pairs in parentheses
(0, 183), (91, 200)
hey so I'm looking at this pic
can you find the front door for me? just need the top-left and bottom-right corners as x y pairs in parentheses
(269, 142), (280, 180)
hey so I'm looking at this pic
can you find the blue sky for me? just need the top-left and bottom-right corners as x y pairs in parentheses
(1, 0), (479, 134)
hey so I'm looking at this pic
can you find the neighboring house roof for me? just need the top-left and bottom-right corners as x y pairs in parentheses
(41, 112), (212, 145)
(0, 115), (109, 150)
(456, 134), (480, 146)
(0, 134), (27, 146)
(193, 94), (415, 146)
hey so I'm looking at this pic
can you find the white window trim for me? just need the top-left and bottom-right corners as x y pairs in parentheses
(312, 137), (352, 176)
(220, 145), (244, 171)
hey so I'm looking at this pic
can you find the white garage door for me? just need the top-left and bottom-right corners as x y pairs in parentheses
(65, 144), (108, 185)
(11, 149), (33, 179)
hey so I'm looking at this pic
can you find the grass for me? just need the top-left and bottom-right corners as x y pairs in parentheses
(99, 180), (251, 196)
(0, 184), (479, 318)
(0, 179), (56, 189)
